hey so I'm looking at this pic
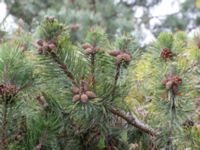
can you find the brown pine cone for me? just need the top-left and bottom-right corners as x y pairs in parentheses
(84, 48), (93, 55)
(81, 94), (88, 103)
(109, 50), (121, 57)
(37, 39), (44, 46)
(73, 94), (81, 102)
(43, 41), (49, 50)
(86, 91), (96, 98)
(82, 43), (92, 49)
(160, 48), (173, 60)
(122, 53), (131, 62)
(48, 43), (56, 50)
(71, 87), (80, 94)
(116, 54), (123, 65)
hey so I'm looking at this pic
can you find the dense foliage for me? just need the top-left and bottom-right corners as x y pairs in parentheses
(0, 16), (199, 150)
(0, 0), (199, 150)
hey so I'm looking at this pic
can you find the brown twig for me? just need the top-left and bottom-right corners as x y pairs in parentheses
(165, 88), (177, 149)
(0, 102), (8, 149)
(112, 63), (121, 98)
(91, 53), (96, 90)
(108, 106), (156, 136)
(50, 52), (77, 86)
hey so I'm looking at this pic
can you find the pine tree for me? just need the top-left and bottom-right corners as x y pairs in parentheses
(0, 17), (156, 150)
(0, 9), (199, 150)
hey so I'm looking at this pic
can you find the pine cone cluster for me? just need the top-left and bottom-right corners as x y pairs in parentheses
(37, 39), (57, 55)
(82, 43), (101, 55)
(0, 83), (18, 104)
(109, 50), (132, 65)
(163, 75), (182, 94)
(0, 84), (17, 96)
(72, 80), (96, 103)
(160, 48), (173, 61)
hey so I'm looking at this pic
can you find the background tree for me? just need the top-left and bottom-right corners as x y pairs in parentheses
(3, 0), (200, 42)
(3, 0), (162, 42)
(152, 0), (200, 35)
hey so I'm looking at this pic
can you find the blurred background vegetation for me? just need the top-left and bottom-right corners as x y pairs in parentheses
(1, 0), (200, 45)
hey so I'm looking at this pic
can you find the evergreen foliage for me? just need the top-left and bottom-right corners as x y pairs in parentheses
(0, 1), (199, 149)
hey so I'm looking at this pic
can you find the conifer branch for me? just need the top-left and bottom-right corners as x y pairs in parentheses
(50, 52), (77, 86)
(167, 91), (176, 149)
(112, 63), (121, 98)
(0, 101), (8, 149)
(91, 53), (96, 90)
(108, 106), (156, 136)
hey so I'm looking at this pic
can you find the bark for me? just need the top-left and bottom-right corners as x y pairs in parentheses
(108, 106), (156, 136)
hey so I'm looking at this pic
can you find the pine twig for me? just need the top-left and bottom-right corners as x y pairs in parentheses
(91, 53), (96, 90)
(0, 102), (8, 149)
(108, 106), (156, 136)
(111, 63), (121, 99)
(50, 52), (77, 86)
(166, 90), (176, 149)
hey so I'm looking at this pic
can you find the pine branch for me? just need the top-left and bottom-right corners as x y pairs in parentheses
(0, 102), (8, 149)
(91, 53), (96, 90)
(108, 106), (156, 136)
(112, 63), (121, 98)
(166, 88), (177, 149)
(50, 52), (77, 86)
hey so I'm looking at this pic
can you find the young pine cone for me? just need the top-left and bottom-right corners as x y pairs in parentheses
(37, 39), (44, 46)
(82, 43), (92, 49)
(86, 91), (96, 98)
(84, 47), (93, 55)
(116, 54), (123, 65)
(71, 86), (80, 94)
(122, 53), (132, 62)
(109, 50), (121, 57)
(160, 48), (173, 60)
(115, 53), (132, 65)
(163, 75), (182, 94)
(48, 43), (56, 51)
(81, 94), (88, 103)
(73, 94), (81, 102)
